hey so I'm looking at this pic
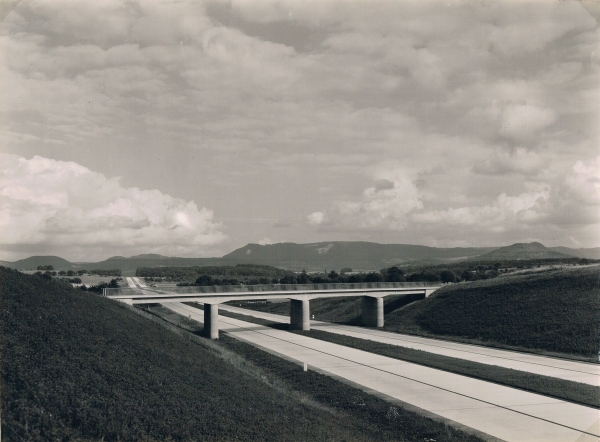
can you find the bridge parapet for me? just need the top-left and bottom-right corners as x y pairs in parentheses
(104, 281), (439, 297)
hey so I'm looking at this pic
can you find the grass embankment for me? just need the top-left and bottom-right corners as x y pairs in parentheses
(213, 308), (599, 409)
(1, 267), (482, 442)
(385, 266), (599, 360)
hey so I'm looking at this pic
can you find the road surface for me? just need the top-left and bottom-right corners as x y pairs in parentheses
(217, 304), (600, 386)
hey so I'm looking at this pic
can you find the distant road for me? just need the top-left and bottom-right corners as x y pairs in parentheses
(163, 302), (600, 442)
(218, 304), (600, 386)
(125, 277), (147, 288)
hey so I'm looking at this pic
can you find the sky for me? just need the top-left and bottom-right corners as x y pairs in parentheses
(0, 0), (598, 262)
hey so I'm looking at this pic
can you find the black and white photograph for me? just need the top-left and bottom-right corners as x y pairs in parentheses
(1, 0), (598, 440)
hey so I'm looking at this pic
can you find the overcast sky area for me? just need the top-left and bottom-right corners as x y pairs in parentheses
(0, 0), (598, 262)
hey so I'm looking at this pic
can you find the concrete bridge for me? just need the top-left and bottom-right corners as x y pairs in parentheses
(105, 281), (441, 339)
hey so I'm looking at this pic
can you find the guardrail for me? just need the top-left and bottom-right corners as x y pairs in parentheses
(104, 281), (441, 297)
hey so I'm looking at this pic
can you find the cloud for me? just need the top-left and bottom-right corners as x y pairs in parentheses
(309, 167), (423, 231)
(0, 154), (226, 259)
(272, 219), (292, 228)
(412, 188), (550, 229)
(0, 0), (597, 253)
(473, 149), (549, 176)
(308, 156), (599, 247)
(307, 211), (326, 226)
(498, 103), (557, 142)
(413, 155), (600, 236)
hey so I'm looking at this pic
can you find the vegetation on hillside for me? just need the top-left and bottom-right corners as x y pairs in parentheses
(137, 263), (293, 284)
(139, 258), (596, 287)
(1, 266), (481, 441)
(385, 266), (599, 359)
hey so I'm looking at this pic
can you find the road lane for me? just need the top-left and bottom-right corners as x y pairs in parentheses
(218, 303), (600, 386)
(163, 301), (600, 442)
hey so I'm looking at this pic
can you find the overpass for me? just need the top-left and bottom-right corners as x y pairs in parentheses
(105, 281), (441, 339)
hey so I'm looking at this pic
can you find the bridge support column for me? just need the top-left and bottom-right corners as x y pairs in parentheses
(204, 303), (219, 339)
(362, 296), (384, 327)
(290, 299), (310, 330)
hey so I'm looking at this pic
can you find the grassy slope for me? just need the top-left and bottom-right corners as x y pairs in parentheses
(386, 266), (599, 359)
(2, 267), (477, 442)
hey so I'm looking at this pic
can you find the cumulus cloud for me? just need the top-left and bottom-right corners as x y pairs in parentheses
(0, 154), (226, 258)
(413, 155), (600, 239)
(307, 211), (326, 226)
(308, 156), (599, 246)
(309, 167), (423, 231)
(498, 103), (557, 142)
(473, 149), (549, 176)
(0, 0), (597, 252)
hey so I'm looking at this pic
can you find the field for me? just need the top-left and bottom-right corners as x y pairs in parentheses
(1, 267), (481, 441)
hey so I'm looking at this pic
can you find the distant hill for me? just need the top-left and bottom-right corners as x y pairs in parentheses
(3, 241), (597, 274)
(222, 242), (497, 271)
(86, 256), (227, 275)
(223, 241), (494, 271)
(3, 255), (76, 270)
(472, 242), (574, 261)
(549, 246), (600, 260)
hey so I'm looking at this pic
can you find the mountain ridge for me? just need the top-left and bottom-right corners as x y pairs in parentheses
(2, 241), (595, 274)
(472, 242), (575, 261)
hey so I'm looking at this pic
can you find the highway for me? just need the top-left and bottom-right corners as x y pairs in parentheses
(125, 277), (146, 288)
(217, 304), (600, 386)
(162, 301), (600, 442)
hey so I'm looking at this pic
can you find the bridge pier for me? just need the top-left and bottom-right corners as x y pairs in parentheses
(204, 303), (219, 339)
(362, 296), (384, 327)
(289, 299), (310, 330)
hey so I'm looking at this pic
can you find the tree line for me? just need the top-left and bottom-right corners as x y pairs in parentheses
(152, 257), (598, 287)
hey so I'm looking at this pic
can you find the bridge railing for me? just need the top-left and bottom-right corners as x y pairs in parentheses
(104, 281), (440, 297)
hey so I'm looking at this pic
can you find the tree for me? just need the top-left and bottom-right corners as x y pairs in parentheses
(364, 272), (383, 282)
(385, 266), (405, 282)
(195, 275), (213, 286)
(280, 274), (297, 285)
(297, 270), (310, 284)
(440, 270), (458, 284)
